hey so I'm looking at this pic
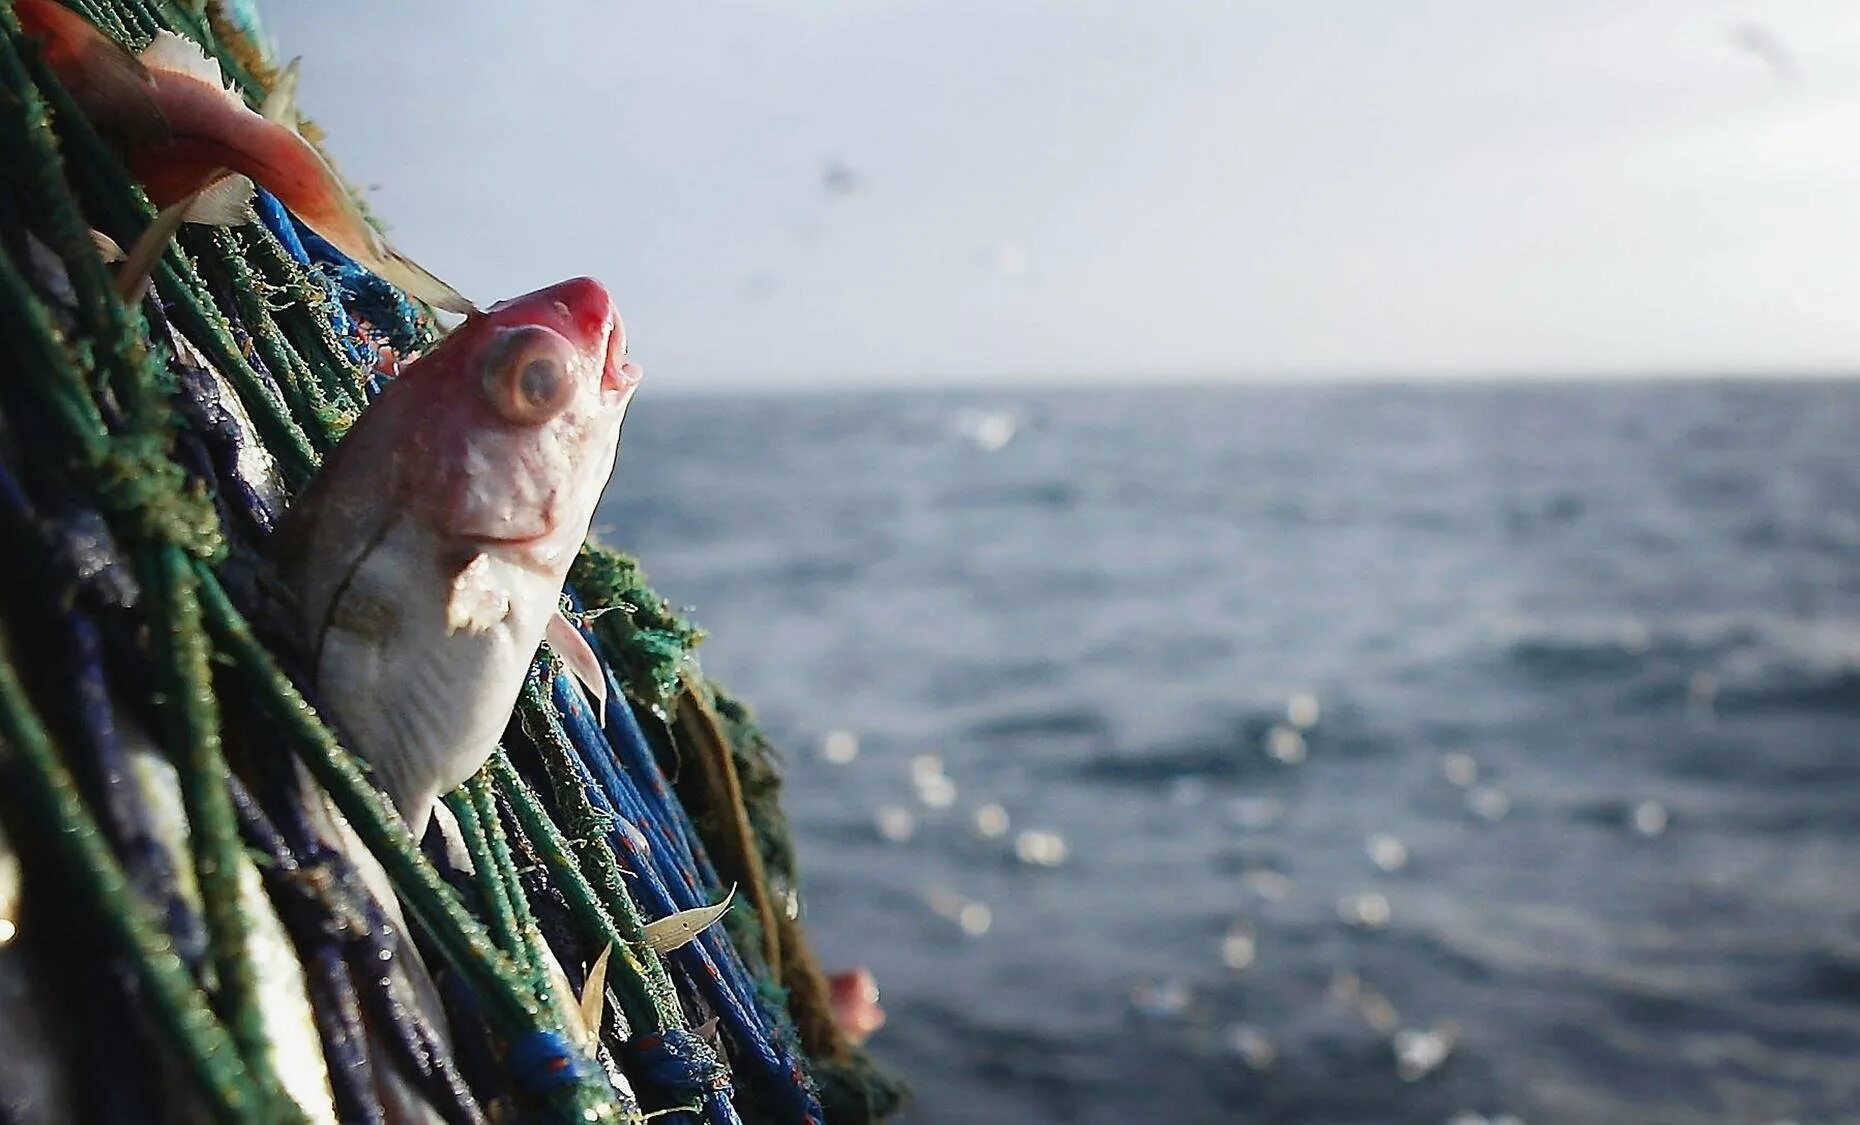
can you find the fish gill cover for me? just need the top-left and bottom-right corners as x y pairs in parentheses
(0, 0), (902, 1121)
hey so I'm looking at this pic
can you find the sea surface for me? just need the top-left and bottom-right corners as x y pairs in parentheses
(595, 382), (1860, 1125)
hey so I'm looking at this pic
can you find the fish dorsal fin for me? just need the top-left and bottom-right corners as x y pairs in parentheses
(184, 174), (256, 227)
(138, 30), (229, 89)
(261, 57), (302, 128)
(137, 32), (257, 132)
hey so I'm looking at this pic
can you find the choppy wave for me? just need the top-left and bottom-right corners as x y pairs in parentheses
(1498, 613), (1860, 715)
(606, 383), (1860, 1124)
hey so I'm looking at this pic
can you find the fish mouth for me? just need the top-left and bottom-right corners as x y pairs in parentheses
(601, 314), (639, 397)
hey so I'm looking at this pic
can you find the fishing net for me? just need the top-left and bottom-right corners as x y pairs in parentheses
(0, 0), (904, 1120)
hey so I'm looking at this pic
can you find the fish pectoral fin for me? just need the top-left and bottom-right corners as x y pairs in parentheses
(445, 554), (510, 635)
(643, 886), (737, 956)
(115, 190), (199, 303)
(115, 171), (250, 303)
(261, 57), (302, 128)
(546, 610), (607, 727)
(577, 943), (613, 1046)
(183, 174), (256, 227)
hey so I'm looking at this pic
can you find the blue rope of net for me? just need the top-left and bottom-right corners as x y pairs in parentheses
(621, 1027), (733, 1114)
(290, 221), (425, 357)
(550, 616), (824, 1124)
(251, 191), (373, 369)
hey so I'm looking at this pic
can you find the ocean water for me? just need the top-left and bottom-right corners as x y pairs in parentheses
(596, 382), (1860, 1125)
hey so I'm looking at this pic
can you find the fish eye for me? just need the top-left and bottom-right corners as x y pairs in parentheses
(482, 327), (576, 424)
(518, 358), (561, 408)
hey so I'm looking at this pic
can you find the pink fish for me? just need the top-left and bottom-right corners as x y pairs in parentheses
(828, 967), (886, 1046)
(16, 0), (474, 312)
(277, 278), (638, 834)
(12, 0), (169, 146)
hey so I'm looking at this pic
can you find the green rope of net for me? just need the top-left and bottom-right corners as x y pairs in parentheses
(0, 0), (903, 1120)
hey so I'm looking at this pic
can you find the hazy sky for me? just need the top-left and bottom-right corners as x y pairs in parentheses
(264, 3), (1860, 388)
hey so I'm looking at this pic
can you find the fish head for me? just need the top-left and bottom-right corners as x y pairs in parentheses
(398, 277), (639, 571)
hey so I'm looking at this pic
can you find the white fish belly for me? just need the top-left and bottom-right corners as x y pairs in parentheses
(310, 515), (557, 834)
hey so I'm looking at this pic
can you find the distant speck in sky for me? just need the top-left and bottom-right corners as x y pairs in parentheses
(820, 157), (860, 198)
(1728, 21), (1798, 83)
(739, 274), (778, 302)
(991, 242), (1030, 280)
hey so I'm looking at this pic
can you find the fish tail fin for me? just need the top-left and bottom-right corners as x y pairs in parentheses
(367, 246), (480, 316)
(115, 190), (199, 304)
(183, 174), (256, 226)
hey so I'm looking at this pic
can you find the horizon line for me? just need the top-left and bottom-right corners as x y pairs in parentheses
(637, 366), (1860, 397)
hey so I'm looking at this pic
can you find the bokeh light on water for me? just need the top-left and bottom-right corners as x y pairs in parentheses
(606, 383), (1860, 1123)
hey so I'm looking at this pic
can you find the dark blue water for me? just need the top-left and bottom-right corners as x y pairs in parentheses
(596, 382), (1860, 1125)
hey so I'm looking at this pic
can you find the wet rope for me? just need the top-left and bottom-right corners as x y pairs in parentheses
(549, 668), (823, 1124)
(0, 1), (889, 1121)
(1, 4), (621, 1116)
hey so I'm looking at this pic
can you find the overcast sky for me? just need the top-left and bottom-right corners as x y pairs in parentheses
(264, 2), (1860, 388)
